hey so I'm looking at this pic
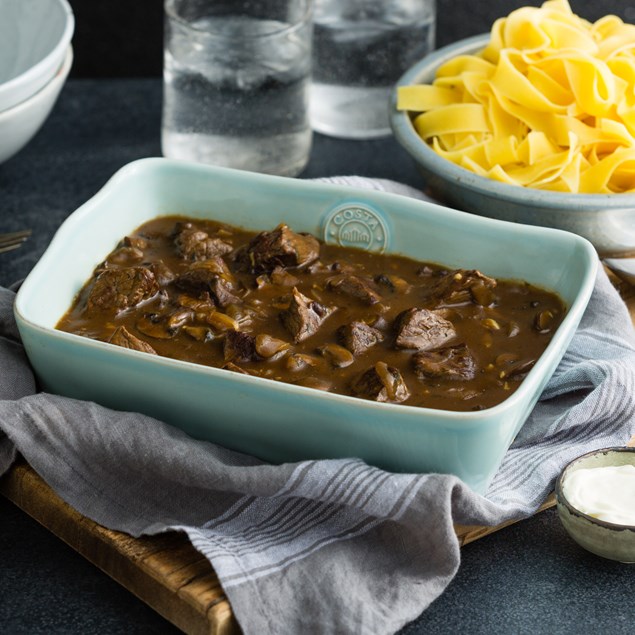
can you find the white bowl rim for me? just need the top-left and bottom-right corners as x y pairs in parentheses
(0, 0), (74, 112)
(0, 44), (73, 123)
(390, 32), (635, 208)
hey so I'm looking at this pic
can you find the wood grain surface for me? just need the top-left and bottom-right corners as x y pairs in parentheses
(1, 266), (633, 635)
(0, 459), (238, 635)
(0, 459), (555, 634)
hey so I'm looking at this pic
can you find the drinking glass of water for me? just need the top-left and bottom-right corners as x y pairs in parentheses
(162, 0), (313, 177)
(310, 0), (436, 139)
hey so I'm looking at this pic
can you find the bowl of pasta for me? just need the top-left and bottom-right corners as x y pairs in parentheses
(391, 0), (635, 256)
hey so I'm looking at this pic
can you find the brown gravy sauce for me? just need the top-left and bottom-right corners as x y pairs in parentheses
(56, 215), (565, 412)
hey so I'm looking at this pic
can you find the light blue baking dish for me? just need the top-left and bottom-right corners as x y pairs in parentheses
(14, 158), (598, 493)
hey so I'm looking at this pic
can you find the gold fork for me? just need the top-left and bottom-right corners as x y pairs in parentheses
(0, 229), (32, 254)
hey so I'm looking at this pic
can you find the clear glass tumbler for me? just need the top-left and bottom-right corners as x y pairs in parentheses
(162, 0), (313, 177)
(310, 0), (436, 139)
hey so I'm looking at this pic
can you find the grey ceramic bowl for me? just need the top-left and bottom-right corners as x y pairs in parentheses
(556, 447), (635, 563)
(390, 34), (635, 257)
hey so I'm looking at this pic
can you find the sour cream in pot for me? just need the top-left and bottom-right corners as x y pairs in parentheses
(563, 464), (635, 526)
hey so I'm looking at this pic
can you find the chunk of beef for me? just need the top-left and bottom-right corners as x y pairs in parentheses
(326, 274), (382, 305)
(122, 236), (148, 250)
(208, 277), (241, 308)
(150, 261), (175, 287)
(280, 287), (335, 343)
(242, 224), (320, 273)
(423, 269), (497, 307)
(412, 344), (476, 381)
(108, 326), (157, 355)
(394, 308), (456, 350)
(223, 330), (259, 363)
(350, 362), (410, 403)
(107, 236), (149, 265)
(108, 246), (145, 265)
(337, 321), (384, 356)
(86, 267), (159, 313)
(269, 266), (299, 287)
(174, 223), (233, 261)
(175, 259), (241, 308)
(252, 267), (299, 292)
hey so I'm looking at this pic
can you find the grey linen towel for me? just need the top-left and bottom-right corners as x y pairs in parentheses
(2, 177), (635, 634)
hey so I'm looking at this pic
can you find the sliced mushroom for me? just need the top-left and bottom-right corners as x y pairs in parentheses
(255, 334), (291, 359)
(318, 343), (355, 368)
(108, 326), (157, 354)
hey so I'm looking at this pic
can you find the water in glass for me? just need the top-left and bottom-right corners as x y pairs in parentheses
(162, 9), (312, 176)
(311, 0), (435, 139)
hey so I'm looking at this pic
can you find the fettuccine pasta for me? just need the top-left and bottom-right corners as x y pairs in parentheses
(397, 0), (635, 193)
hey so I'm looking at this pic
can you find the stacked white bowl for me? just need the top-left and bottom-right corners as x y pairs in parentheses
(0, 0), (74, 164)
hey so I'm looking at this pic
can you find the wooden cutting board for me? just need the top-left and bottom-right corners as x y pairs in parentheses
(1, 268), (633, 635)
(0, 458), (555, 635)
